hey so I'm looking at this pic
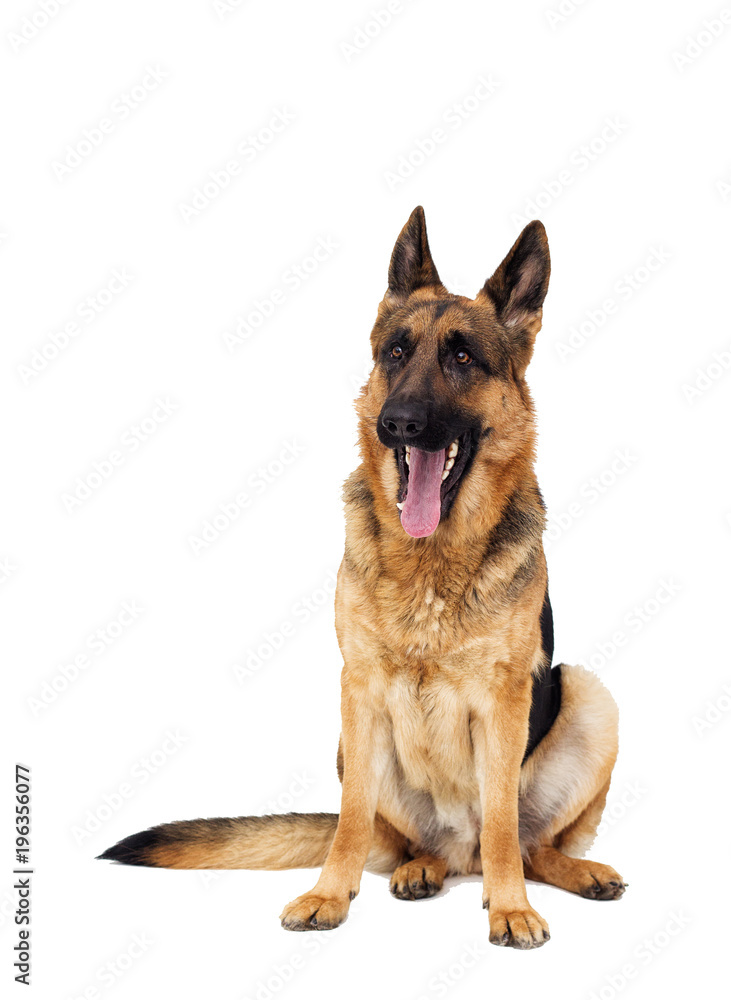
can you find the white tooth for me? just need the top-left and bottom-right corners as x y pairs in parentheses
(405, 453), (410, 465)
(444, 458), (454, 471)
(441, 470), (449, 481)
(396, 502), (404, 510)
(448, 441), (458, 458)
(405, 446), (411, 453)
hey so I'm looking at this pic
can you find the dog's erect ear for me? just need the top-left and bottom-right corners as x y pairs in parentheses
(386, 206), (442, 302)
(479, 220), (550, 372)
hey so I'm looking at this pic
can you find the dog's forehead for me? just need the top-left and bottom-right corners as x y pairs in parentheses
(409, 297), (469, 332)
(394, 295), (488, 336)
(392, 296), (497, 339)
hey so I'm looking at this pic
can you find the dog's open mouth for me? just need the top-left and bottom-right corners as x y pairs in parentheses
(394, 431), (476, 538)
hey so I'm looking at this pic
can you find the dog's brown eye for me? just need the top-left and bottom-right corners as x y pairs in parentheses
(455, 350), (472, 365)
(390, 344), (404, 359)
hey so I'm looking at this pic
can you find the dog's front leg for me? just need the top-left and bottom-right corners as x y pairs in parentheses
(473, 674), (550, 949)
(280, 674), (386, 931)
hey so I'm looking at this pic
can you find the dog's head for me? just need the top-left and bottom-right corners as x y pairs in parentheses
(358, 206), (550, 539)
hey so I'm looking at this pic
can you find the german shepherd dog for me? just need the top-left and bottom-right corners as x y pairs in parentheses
(100, 208), (626, 949)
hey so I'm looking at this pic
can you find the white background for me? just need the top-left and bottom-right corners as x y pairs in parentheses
(4, 0), (730, 997)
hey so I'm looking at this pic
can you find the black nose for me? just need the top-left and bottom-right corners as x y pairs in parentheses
(380, 399), (428, 440)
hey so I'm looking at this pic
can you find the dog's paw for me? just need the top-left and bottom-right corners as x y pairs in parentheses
(390, 860), (444, 900)
(280, 892), (351, 932)
(487, 905), (550, 950)
(577, 863), (628, 901)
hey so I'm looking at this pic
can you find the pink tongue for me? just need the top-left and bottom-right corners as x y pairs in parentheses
(400, 447), (445, 538)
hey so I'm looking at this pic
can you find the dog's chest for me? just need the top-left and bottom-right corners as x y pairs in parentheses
(384, 667), (477, 797)
(381, 578), (500, 661)
(403, 585), (456, 643)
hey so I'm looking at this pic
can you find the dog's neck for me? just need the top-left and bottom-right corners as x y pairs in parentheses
(344, 439), (544, 595)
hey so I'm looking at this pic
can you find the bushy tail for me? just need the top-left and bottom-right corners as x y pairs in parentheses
(98, 813), (339, 870)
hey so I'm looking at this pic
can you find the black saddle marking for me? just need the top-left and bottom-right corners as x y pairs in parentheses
(523, 590), (562, 763)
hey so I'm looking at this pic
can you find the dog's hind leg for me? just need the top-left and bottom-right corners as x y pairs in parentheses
(523, 776), (626, 899)
(524, 845), (626, 899)
(518, 664), (627, 900)
(389, 854), (448, 899)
